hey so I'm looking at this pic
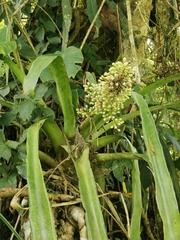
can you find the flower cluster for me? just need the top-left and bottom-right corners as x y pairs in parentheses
(78, 59), (136, 129)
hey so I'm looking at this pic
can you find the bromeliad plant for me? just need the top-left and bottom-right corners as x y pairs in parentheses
(1, 12), (180, 240)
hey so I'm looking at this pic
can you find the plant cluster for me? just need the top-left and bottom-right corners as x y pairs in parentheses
(78, 59), (136, 129)
(1, 0), (180, 240)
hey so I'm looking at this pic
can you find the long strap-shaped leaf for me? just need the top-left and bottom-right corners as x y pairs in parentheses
(27, 120), (57, 240)
(73, 146), (108, 240)
(132, 92), (180, 239)
(123, 137), (142, 240)
(49, 56), (76, 139)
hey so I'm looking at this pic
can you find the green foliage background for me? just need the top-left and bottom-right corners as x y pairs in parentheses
(0, 0), (180, 240)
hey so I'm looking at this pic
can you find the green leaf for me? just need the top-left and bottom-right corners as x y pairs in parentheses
(165, 132), (180, 151)
(112, 159), (132, 182)
(34, 84), (48, 99)
(42, 119), (66, 154)
(159, 134), (180, 210)
(0, 163), (17, 188)
(19, 99), (35, 121)
(1, 56), (25, 83)
(40, 67), (53, 82)
(0, 131), (11, 161)
(0, 109), (17, 126)
(91, 135), (123, 151)
(0, 213), (22, 240)
(48, 55), (76, 138)
(86, 0), (101, 35)
(39, 46), (83, 82)
(23, 55), (57, 95)
(130, 159), (142, 240)
(26, 120), (57, 240)
(85, 71), (97, 84)
(0, 86), (10, 97)
(47, 36), (61, 44)
(0, 27), (8, 42)
(62, 0), (72, 52)
(47, 0), (58, 7)
(43, 21), (56, 32)
(125, 73), (180, 107)
(39, 105), (55, 119)
(0, 41), (16, 55)
(132, 92), (180, 239)
(122, 137), (142, 240)
(35, 26), (45, 42)
(63, 46), (83, 78)
(35, 42), (49, 55)
(73, 146), (108, 240)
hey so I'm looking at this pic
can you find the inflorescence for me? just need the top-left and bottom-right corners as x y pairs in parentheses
(77, 59), (136, 130)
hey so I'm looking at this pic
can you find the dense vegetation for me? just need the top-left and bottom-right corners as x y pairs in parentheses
(0, 0), (180, 239)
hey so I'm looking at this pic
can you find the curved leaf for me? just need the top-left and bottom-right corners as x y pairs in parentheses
(132, 92), (180, 240)
(0, 41), (16, 55)
(23, 55), (57, 95)
(26, 120), (57, 240)
(73, 146), (108, 240)
(63, 46), (83, 78)
(48, 55), (76, 139)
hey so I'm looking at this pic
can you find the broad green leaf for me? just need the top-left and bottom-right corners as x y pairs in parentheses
(112, 159), (132, 182)
(0, 86), (10, 97)
(40, 67), (53, 82)
(63, 46), (83, 78)
(35, 42), (49, 55)
(19, 99), (35, 121)
(0, 164), (17, 188)
(34, 26), (45, 42)
(43, 21), (56, 33)
(23, 55), (57, 95)
(132, 92), (180, 239)
(0, 41), (16, 55)
(27, 120), (57, 240)
(0, 131), (11, 161)
(38, 105), (55, 119)
(0, 27), (8, 42)
(0, 109), (17, 126)
(17, 35), (37, 59)
(47, 36), (61, 44)
(34, 84), (48, 99)
(85, 71), (97, 84)
(39, 46), (83, 81)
